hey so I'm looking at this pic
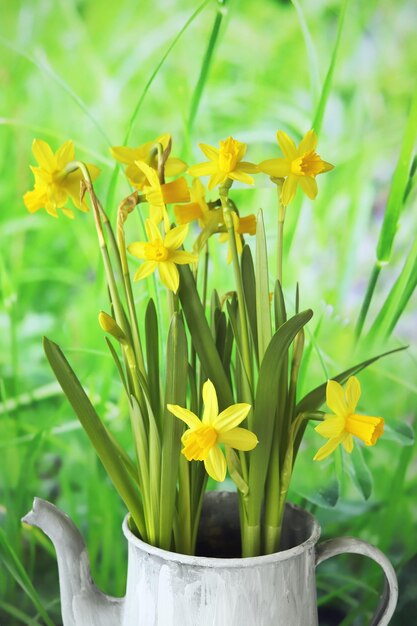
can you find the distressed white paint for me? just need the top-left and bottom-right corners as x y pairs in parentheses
(22, 496), (398, 626)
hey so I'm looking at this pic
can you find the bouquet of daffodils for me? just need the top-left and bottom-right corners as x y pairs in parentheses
(24, 131), (391, 557)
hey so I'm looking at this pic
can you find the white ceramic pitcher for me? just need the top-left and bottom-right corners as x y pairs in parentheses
(22, 492), (398, 626)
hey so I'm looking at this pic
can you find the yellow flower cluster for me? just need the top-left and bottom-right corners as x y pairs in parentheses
(23, 130), (333, 292)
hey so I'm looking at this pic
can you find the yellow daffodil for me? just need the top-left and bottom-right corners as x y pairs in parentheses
(188, 136), (258, 190)
(219, 212), (256, 263)
(174, 178), (222, 228)
(135, 160), (189, 229)
(128, 219), (197, 293)
(110, 133), (187, 189)
(23, 139), (100, 218)
(314, 376), (384, 461)
(167, 379), (258, 482)
(259, 130), (334, 206)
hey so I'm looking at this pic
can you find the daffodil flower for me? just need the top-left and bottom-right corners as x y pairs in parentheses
(219, 211), (256, 263)
(167, 379), (258, 482)
(128, 219), (197, 293)
(188, 136), (258, 190)
(314, 376), (384, 461)
(110, 133), (187, 189)
(135, 160), (190, 229)
(23, 139), (100, 218)
(259, 130), (333, 206)
(174, 178), (222, 229)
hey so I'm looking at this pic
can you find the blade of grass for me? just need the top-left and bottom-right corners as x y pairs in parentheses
(356, 89), (417, 338)
(0, 529), (55, 626)
(187, 0), (230, 133)
(123, 0), (211, 145)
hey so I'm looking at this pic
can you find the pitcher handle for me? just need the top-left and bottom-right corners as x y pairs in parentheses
(315, 537), (398, 626)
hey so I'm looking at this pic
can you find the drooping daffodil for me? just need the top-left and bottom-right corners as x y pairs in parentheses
(23, 139), (100, 218)
(167, 379), (258, 482)
(188, 136), (258, 190)
(314, 376), (384, 461)
(259, 130), (333, 206)
(219, 211), (257, 263)
(134, 160), (190, 229)
(128, 219), (197, 293)
(110, 133), (187, 189)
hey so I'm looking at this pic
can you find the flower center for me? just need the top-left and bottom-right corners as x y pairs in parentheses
(291, 151), (324, 177)
(182, 425), (218, 461)
(218, 137), (241, 173)
(345, 414), (384, 446)
(144, 240), (169, 262)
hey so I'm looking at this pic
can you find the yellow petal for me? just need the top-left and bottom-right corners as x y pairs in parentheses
(298, 130), (318, 154)
(326, 380), (348, 416)
(229, 169), (254, 186)
(134, 261), (157, 281)
(145, 219), (162, 241)
(23, 188), (44, 213)
(217, 427), (258, 451)
(345, 376), (361, 413)
(281, 174), (299, 206)
(164, 224), (189, 250)
(167, 404), (201, 429)
(299, 176), (318, 199)
(276, 131), (298, 160)
(32, 139), (56, 171)
(208, 170), (228, 190)
(202, 379), (219, 425)
(136, 160), (160, 188)
(110, 146), (143, 165)
(313, 434), (345, 461)
(199, 143), (219, 161)
(169, 250), (198, 265)
(239, 161), (259, 173)
(319, 160), (334, 173)
(174, 202), (203, 224)
(204, 446), (227, 482)
(314, 415), (345, 439)
(188, 161), (218, 177)
(259, 158), (290, 178)
(165, 157), (188, 177)
(162, 177), (190, 204)
(342, 434), (354, 453)
(127, 242), (147, 259)
(61, 207), (75, 219)
(158, 261), (179, 293)
(55, 140), (75, 169)
(213, 403), (251, 432)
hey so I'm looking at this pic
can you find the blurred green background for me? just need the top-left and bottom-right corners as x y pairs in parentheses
(1, 0), (417, 624)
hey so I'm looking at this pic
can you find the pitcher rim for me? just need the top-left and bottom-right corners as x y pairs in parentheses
(122, 501), (321, 568)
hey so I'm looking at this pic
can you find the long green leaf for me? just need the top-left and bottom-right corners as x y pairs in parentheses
(255, 210), (272, 362)
(248, 309), (313, 523)
(296, 345), (407, 416)
(43, 337), (145, 537)
(178, 264), (233, 408)
(145, 298), (161, 422)
(241, 244), (258, 358)
(159, 313), (188, 550)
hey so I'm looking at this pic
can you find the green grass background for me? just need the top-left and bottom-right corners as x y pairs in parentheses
(1, 0), (417, 624)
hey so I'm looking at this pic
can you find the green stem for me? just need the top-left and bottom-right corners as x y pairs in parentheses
(219, 181), (253, 391)
(277, 198), (286, 285)
(355, 263), (381, 340)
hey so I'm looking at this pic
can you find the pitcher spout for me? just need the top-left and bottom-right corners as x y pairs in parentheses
(22, 498), (124, 626)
